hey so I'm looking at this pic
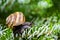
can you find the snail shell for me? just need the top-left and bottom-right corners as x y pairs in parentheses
(6, 12), (25, 28)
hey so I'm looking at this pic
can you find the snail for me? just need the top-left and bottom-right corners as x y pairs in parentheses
(6, 12), (32, 37)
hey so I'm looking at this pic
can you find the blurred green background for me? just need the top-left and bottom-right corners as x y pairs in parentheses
(0, 0), (60, 23)
(0, 0), (60, 40)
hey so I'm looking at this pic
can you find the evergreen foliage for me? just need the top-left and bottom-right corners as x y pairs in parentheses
(0, 0), (60, 40)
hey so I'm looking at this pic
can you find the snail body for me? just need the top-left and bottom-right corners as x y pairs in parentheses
(6, 12), (32, 37)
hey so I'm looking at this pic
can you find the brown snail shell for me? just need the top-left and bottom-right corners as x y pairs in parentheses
(6, 12), (25, 28)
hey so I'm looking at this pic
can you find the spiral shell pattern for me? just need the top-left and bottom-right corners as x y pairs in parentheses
(6, 12), (25, 28)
